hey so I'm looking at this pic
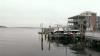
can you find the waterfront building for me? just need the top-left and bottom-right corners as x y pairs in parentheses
(68, 11), (100, 32)
(80, 11), (97, 32)
(68, 11), (100, 38)
(68, 14), (86, 33)
(96, 16), (100, 31)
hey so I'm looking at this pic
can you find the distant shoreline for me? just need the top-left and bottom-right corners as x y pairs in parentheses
(0, 26), (7, 28)
(0, 26), (42, 29)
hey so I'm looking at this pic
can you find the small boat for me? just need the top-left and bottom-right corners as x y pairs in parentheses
(53, 31), (65, 37)
(48, 29), (81, 38)
(48, 30), (66, 38)
(67, 30), (81, 37)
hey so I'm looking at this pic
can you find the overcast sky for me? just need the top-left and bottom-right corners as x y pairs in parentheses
(0, 0), (100, 27)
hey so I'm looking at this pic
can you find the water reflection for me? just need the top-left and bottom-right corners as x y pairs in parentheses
(41, 34), (43, 51)
(48, 39), (51, 51)
(40, 34), (100, 56)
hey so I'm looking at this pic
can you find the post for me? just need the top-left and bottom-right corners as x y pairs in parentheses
(40, 23), (43, 33)
(41, 33), (43, 51)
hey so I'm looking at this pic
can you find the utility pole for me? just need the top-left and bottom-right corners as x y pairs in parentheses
(40, 23), (44, 33)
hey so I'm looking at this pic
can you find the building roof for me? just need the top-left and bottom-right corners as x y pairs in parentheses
(80, 11), (96, 16)
(68, 11), (96, 19)
(68, 15), (86, 19)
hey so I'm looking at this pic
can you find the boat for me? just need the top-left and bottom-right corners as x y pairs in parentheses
(48, 29), (81, 38)
(48, 30), (65, 38)
(67, 30), (81, 37)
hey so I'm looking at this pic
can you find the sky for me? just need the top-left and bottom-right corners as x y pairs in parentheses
(0, 0), (100, 27)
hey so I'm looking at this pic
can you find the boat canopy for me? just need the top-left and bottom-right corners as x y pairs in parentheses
(68, 30), (80, 31)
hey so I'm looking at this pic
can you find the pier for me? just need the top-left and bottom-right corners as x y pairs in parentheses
(38, 11), (100, 56)
(38, 25), (100, 53)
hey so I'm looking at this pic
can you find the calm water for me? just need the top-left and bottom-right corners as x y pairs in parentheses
(0, 28), (100, 56)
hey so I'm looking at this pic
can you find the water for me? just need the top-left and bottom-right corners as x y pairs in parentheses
(0, 28), (100, 56)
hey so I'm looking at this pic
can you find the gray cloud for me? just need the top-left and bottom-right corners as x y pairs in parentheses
(0, 0), (100, 27)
